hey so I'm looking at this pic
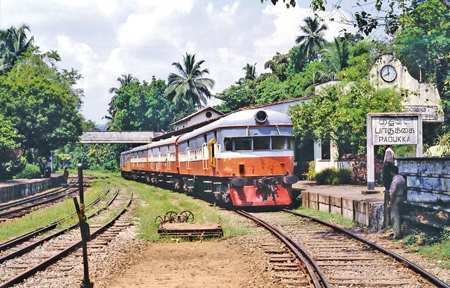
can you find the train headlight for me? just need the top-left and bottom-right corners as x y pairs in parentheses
(254, 110), (268, 124)
(283, 175), (299, 185)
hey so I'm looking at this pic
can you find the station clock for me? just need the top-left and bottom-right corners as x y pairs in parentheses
(380, 65), (397, 83)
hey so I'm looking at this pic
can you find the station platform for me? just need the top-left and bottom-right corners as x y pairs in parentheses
(0, 174), (63, 204)
(293, 181), (385, 229)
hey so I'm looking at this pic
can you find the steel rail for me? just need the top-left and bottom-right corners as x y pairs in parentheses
(235, 210), (329, 288)
(284, 209), (450, 288)
(0, 192), (132, 288)
(0, 186), (110, 252)
(0, 188), (118, 263)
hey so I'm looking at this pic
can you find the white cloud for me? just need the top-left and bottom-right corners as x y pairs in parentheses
(206, 3), (214, 15)
(222, 2), (239, 14)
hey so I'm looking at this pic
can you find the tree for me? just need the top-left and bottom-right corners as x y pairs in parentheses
(0, 114), (26, 179)
(262, 0), (450, 35)
(0, 49), (84, 161)
(108, 73), (138, 94)
(295, 16), (328, 61)
(166, 53), (215, 109)
(106, 76), (192, 132)
(320, 37), (351, 80)
(0, 25), (34, 75)
(214, 84), (256, 113)
(287, 81), (405, 155)
(394, 0), (450, 82)
(264, 52), (289, 81)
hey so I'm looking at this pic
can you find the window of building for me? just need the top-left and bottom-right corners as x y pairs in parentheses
(206, 111), (212, 118)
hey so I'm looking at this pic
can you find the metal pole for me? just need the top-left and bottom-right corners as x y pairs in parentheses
(76, 163), (93, 288)
(78, 163), (84, 204)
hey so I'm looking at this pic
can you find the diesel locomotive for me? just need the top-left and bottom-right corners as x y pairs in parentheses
(120, 106), (299, 207)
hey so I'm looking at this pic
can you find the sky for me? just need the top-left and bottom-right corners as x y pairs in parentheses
(2, 0), (356, 125)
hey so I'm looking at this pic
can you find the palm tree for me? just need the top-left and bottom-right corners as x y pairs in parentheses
(240, 63), (257, 81)
(105, 74), (139, 130)
(321, 38), (351, 79)
(108, 73), (138, 94)
(264, 52), (289, 81)
(165, 53), (215, 109)
(0, 25), (34, 74)
(295, 16), (328, 61)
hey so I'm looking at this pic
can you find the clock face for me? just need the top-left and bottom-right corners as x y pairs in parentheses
(380, 65), (397, 82)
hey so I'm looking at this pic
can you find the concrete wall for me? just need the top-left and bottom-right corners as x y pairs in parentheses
(0, 175), (63, 204)
(302, 191), (384, 229)
(397, 157), (450, 203)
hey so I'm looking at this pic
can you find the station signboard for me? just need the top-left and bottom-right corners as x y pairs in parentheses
(366, 113), (423, 190)
(402, 105), (439, 122)
(371, 115), (419, 145)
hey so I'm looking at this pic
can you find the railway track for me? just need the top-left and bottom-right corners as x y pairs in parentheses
(0, 187), (112, 254)
(0, 179), (90, 221)
(236, 210), (450, 288)
(0, 188), (132, 288)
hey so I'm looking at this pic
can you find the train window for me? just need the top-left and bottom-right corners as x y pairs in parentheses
(287, 138), (294, 150)
(224, 138), (233, 151)
(272, 137), (285, 150)
(254, 137), (270, 150)
(235, 137), (252, 150)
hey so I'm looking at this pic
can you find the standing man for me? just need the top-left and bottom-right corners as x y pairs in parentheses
(63, 166), (69, 187)
(387, 166), (406, 239)
(382, 145), (395, 228)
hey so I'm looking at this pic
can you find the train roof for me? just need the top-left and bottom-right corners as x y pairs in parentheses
(178, 108), (292, 142)
(152, 95), (316, 142)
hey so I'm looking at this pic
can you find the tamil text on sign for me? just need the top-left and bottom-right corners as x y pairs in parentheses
(372, 116), (418, 145)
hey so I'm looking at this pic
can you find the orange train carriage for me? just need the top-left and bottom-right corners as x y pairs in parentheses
(121, 108), (299, 207)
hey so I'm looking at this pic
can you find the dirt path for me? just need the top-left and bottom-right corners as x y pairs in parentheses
(108, 238), (271, 288)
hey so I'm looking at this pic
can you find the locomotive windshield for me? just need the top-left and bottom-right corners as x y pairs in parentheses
(224, 136), (294, 151)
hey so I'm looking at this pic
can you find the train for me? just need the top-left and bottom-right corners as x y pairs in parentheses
(120, 104), (299, 208)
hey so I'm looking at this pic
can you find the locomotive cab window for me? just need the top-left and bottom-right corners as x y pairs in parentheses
(271, 137), (285, 150)
(235, 137), (252, 151)
(254, 136), (270, 150)
(224, 138), (233, 151)
(287, 138), (294, 150)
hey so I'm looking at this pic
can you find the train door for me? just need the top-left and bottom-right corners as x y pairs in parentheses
(208, 139), (216, 169)
(202, 143), (208, 171)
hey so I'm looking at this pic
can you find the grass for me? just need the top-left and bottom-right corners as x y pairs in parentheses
(0, 177), (109, 241)
(291, 206), (357, 228)
(104, 174), (254, 241)
(401, 226), (450, 269)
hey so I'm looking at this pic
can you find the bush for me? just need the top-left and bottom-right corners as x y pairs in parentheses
(306, 161), (316, 181)
(15, 164), (41, 179)
(315, 168), (351, 185)
(349, 154), (383, 185)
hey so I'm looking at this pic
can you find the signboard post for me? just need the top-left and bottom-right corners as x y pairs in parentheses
(366, 113), (422, 190)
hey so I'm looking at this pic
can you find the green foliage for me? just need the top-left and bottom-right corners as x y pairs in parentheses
(106, 76), (191, 131)
(314, 168), (350, 185)
(288, 81), (405, 155)
(15, 163), (41, 179)
(286, 45), (307, 78)
(394, 0), (450, 82)
(166, 53), (215, 109)
(306, 161), (316, 181)
(0, 113), (25, 180)
(214, 83), (256, 113)
(0, 49), (83, 159)
(0, 25), (34, 75)
(69, 143), (126, 172)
